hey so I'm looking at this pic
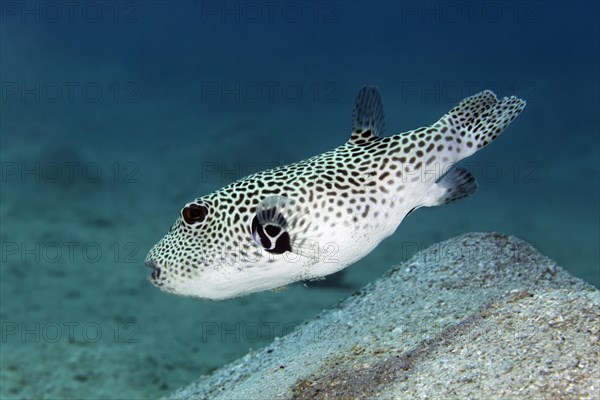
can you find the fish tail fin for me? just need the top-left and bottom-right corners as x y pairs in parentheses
(436, 90), (526, 157)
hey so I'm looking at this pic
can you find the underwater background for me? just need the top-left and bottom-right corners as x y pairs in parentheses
(1, 1), (598, 398)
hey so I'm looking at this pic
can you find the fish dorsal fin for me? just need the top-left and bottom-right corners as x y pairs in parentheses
(350, 86), (386, 144)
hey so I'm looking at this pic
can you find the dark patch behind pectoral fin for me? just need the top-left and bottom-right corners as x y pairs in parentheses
(350, 86), (386, 144)
(252, 195), (313, 255)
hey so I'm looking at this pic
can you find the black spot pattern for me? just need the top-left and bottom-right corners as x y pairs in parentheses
(146, 89), (525, 291)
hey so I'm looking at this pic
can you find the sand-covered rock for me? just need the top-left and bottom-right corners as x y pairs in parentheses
(170, 233), (599, 400)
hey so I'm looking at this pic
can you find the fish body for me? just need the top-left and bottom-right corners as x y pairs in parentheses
(145, 87), (525, 299)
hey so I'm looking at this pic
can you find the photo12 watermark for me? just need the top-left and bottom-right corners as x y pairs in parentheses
(395, 161), (540, 186)
(1, 161), (140, 185)
(398, 1), (540, 24)
(0, 1), (141, 24)
(1, 321), (139, 344)
(199, 161), (283, 183)
(399, 81), (540, 104)
(1, 81), (140, 104)
(197, 1), (339, 24)
(199, 81), (340, 104)
(396, 237), (541, 266)
(194, 316), (544, 346)
(1, 241), (141, 265)
(197, 320), (341, 344)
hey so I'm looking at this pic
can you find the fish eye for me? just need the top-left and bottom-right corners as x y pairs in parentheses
(182, 204), (208, 224)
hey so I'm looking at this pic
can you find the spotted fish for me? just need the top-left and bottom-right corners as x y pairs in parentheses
(145, 87), (525, 300)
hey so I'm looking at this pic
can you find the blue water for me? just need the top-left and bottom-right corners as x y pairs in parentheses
(1, 1), (598, 398)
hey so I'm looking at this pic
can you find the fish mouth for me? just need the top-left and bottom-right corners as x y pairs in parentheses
(144, 258), (162, 280)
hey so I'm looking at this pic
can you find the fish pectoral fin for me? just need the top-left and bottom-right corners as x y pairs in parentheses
(252, 196), (295, 254)
(422, 167), (478, 207)
(349, 86), (386, 144)
(252, 195), (317, 257)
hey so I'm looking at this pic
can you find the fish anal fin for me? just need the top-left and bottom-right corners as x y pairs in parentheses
(422, 167), (478, 207)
